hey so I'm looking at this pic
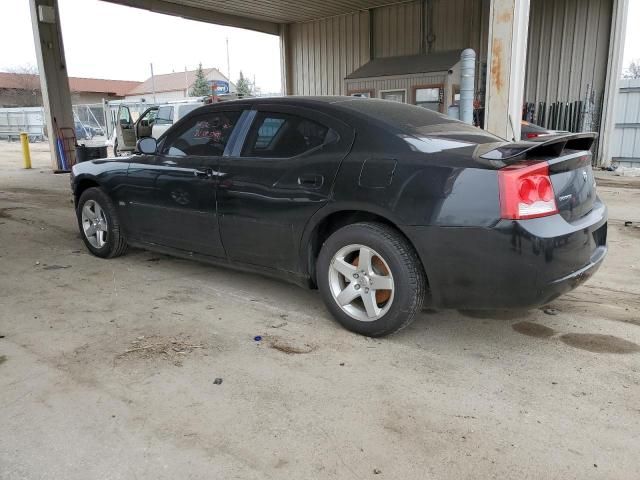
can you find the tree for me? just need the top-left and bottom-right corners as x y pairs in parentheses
(189, 63), (210, 96)
(235, 71), (253, 96)
(622, 60), (640, 79)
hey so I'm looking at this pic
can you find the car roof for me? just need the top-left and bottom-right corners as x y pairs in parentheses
(195, 96), (501, 142)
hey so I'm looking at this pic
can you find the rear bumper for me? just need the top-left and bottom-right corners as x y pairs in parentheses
(403, 199), (608, 309)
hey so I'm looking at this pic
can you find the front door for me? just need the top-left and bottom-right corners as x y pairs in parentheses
(217, 106), (355, 272)
(115, 105), (137, 151)
(122, 108), (243, 257)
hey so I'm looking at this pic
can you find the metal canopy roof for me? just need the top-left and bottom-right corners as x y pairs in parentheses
(102, 0), (406, 34)
(346, 50), (463, 79)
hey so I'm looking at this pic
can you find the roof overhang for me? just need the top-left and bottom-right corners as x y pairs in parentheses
(346, 50), (463, 80)
(101, 0), (412, 34)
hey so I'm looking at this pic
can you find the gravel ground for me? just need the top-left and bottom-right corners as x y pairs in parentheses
(1, 141), (639, 479)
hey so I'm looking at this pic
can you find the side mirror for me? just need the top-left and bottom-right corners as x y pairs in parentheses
(136, 137), (157, 155)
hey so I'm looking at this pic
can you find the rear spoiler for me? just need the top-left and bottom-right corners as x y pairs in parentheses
(474, 132), (598, 166)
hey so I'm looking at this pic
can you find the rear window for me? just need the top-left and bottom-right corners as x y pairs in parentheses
(341, 98), (502, 143)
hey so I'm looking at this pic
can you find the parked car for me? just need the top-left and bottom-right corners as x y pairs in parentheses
(114, 101), (202, 155)
(71, 97), (607, 337)
(74, 121), (93, 141)
(521, 120), (568, 140)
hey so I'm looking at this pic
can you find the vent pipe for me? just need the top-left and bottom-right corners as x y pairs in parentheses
(460, 49), (476, 124)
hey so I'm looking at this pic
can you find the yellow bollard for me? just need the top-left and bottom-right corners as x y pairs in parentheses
(20, 132), (32, 169)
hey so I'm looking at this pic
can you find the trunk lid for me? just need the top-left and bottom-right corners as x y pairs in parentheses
(548, 151), (596, 222)
(477, 133), (598, 222)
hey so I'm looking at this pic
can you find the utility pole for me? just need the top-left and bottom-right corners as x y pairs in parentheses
(184, 66), (188, 98)
(150, 63), (157, 104)
(226, 37), (231, 84)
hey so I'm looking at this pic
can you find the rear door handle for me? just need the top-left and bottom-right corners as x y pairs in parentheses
(297, 174), (324, 188)
(194, 168), (214, 179)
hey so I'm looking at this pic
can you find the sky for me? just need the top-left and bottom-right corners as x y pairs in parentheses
(623, 0), (640, 70)
(0, 0), (638, 90)
(0, 0), (282, 92)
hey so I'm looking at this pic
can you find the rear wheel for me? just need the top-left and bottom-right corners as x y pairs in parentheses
(317, 222), (426, 337)
(76, 187), (128, 258)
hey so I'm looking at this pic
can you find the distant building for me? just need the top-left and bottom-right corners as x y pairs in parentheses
(124, 67), (234, 102)
(0, 72), (140, 107)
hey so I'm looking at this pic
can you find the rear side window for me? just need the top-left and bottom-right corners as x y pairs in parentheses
(162, 111), (240, 157)
(156, 106), (174, 125)
(242, 112), (329, 158)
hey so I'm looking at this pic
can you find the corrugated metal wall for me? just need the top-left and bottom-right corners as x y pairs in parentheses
(286, 0), (613, 122)
(287, 0), (490, 96)
(612, 79), (640, 167)
(524, 0), (613, 116)
(371, 2), (423, 58)
(288, 11), (370, 95)
(429, 0), (489, 60)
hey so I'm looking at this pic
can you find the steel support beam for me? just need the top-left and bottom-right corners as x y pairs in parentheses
(598, 0), (629, 167)
(484, 0), (530, 141)
(29, 0), (75, 170)
(279, 24), (293, 95)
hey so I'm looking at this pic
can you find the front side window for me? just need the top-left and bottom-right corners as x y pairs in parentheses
(118, 106), (132, 125)
(242, 112), (329, 158)
(162, 111), (240, 157)
(155, 106), (174, 125)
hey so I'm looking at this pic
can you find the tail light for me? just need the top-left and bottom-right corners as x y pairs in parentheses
(526, 132), (541, 139)
(498, 162), (558, 220)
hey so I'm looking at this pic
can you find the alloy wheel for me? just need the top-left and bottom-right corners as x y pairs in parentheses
(328, 244), (394, 322)
(81, 199), (108, 248)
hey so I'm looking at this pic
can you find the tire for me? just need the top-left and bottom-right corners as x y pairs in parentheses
(317, 222), (426, 337)
(113, 139), (119, 157)
(76, 187), (128, 258)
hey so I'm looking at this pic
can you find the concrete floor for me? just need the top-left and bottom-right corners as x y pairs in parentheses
(1, 141), (639, 479)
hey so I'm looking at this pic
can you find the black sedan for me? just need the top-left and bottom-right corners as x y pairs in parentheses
(70, 97), (607, 337)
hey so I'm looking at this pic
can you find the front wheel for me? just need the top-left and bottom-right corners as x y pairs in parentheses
(317, 222), (426, 337)
(76, 187), (128, 258)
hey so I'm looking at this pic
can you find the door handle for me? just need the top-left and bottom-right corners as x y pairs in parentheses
(194, 168), (214, 179)
(297, 174), (324, 188)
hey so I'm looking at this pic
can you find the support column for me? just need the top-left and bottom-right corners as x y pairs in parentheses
(598, 0), (629, 167)
(279, 24), (293, 96)
(29, 0), (75, 170)
(484, 0), (530, 141)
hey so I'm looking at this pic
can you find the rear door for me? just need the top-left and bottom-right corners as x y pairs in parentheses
(116, 105), (137, 151)
(217, 105), (355, 272)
